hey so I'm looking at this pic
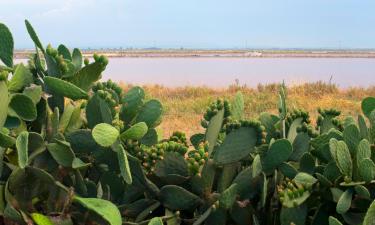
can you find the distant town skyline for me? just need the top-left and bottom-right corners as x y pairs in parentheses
(1, 0), (375, 49)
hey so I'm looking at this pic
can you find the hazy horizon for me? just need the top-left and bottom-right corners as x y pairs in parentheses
(2, 0), (375, 49)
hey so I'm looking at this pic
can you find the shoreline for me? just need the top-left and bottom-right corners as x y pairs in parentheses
(13, 49), (375, 59)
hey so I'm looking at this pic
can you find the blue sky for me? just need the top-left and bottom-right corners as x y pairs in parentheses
(1, 0), (375, 49)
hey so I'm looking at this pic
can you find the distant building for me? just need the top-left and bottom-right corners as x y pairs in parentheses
(245, 51), (262, 57)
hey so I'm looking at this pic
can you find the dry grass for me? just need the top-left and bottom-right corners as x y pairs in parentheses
(119, 81), (375, 138)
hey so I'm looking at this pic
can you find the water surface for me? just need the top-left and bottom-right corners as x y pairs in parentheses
(16, 57), (375, 87)
(103, 57), (375, 87)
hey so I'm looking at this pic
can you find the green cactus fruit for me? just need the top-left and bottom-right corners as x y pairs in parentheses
(169, 131), (188, 146)
(93, 53), (99, 61)
(278, 179), (311, 208)
(187, 142), (209, 175)
(84, 57), (89, 66)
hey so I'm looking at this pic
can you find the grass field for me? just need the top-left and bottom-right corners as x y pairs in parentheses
(120, 81), (375, 138)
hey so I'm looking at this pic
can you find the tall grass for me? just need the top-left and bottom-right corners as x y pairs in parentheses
(119, 81), (375, 138)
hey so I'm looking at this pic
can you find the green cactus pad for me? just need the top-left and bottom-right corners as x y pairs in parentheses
(73, 196), (122, 225)
(330, 139), (352, 179)
(0, 130), (16, 148)
(44, 76), (88, 100)
(205, 109), (224, 154)
(71, 48), (82, 68)
(343, 124), (361, 155)
(336, 189), (352, 214)
(31, 213), (54, 225)
(140, 128), (159, 146)
(329, 216), (343, 225)
(8, 64), (33, 92)
(280, 205), (307, 225)
(219, 184), (238, 209)
(252, 154), (262, 177)
(92, 123), (119, 147)
(358, 115), (369, 140)
(120, 122), (148, 141)
(231, 91), (244, 121)
(279, 162), (298, 179)
(359, 158), (375, 182)
(357, 139), (372, 166)
(120, 86), (145, 123)
(214, 127), (258, 165)
(293, 172), (317, 187)
(25, 20), (45, 53)
(0, 81), (9, 128)
(86, 93), (113, 128)
(57, 44), (72, 60)
(287, 117), (304, 143)
(68, 61), (104, 91)
(155, 152), (189, 183)
(299, 153), (315, 174)
(9, 93), (37, 121)
(112, 140), (132, 184)
(262, 139), (293, 173)
(361, 97), (375, 118)
(135, 99), (163, 128)
(363, 199), (375, 225)
(289, 132), (310, 162)
(23, 85), (42, 104)
(159, 185), (201, 210)
(15, 131), (29, 169)
(354, 185), (370, 199)
(148, 217), (163, 225)
(47, 141), (75, 167)
(0, 23), (14, 67)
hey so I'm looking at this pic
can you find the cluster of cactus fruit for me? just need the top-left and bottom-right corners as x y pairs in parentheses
(1, 20), (375, 225)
